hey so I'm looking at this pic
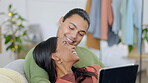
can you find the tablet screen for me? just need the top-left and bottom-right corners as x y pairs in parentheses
(98, 64), (138, 83)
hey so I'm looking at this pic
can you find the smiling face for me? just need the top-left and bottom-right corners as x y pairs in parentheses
(55, 38), (80, 63)
(57, 14), (89, 46)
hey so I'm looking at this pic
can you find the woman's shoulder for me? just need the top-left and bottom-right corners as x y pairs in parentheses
(85, 64), (101, 73)
(83, 65), (101, 83)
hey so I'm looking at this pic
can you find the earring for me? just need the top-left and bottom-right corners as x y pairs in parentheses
(60, 59), (63, 63)
(58, 59), (63, 64)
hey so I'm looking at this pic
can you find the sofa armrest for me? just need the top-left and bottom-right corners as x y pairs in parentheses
(4, 59), (28, 83)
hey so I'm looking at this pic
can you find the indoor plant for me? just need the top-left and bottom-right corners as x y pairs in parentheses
(0, 4), (30, 58)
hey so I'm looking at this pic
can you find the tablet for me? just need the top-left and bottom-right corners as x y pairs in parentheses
(98, 64), (138, 83)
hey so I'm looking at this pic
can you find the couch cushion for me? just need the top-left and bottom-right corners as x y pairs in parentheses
(4, 59), (28, 83)
(0, 68), (26, 83)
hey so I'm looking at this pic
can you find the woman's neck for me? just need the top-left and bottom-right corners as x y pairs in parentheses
(56, 63), (73, 77)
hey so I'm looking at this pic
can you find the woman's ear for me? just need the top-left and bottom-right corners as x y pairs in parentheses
(58, 16), (64, 26)
(52, 53), (63, 64)
(52, 53), (59, 60)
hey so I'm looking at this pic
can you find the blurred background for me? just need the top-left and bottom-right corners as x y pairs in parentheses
(0, 0), (148, 83)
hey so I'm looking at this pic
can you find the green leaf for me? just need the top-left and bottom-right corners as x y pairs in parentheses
(12, 21), (16, 24)
(6, 45), (11, 51)
(143, 28), (148, 42)
(6, 43), (14, 51)
(4, 35), (12, 44)
(19, 24), (24, 29)
(13, 13), (18, 16)
(22, 31), (27, 36)
(128, 45), (134, 53)
(8, 4), (12, 10)
(146, 34), (148, 42)
(15, 36), (22, 43)
(17, 45), (22, 53)
(18, 16), (26, 21)
(117, 37), (121, 44)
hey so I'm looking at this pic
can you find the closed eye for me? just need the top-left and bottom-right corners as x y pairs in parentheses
(69, 26), (74, 30)
(79, 32), (85, 36)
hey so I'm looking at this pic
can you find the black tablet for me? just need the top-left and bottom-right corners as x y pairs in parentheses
(98, 64), (138, 83)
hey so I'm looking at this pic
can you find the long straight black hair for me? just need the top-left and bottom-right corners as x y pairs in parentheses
(33, 37), (97, 83)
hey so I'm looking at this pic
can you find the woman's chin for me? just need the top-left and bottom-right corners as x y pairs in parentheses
(74, 57), (80, 63)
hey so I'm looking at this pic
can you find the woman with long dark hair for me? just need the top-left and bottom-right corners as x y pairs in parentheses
(33, 37), (101, 83)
